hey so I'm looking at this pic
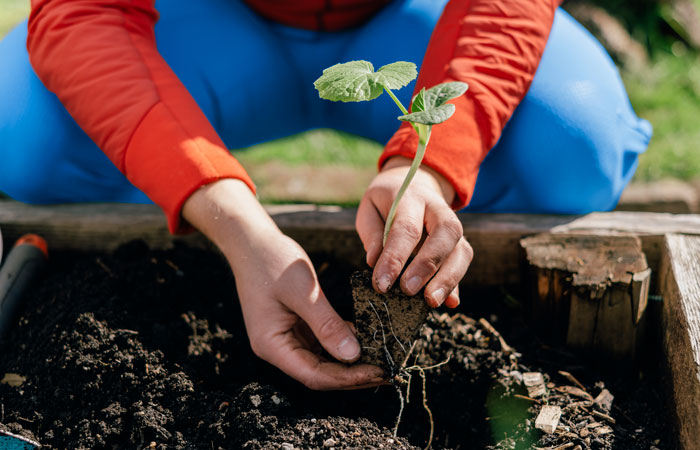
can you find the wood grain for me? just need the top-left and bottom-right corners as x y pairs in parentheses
(660, 234), (700, 450)
(521, 234), (650, 360)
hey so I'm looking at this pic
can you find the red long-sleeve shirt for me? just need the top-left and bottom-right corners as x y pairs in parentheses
(27, 0), (557, 233)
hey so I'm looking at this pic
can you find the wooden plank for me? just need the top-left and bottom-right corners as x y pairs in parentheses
(660, 234), (700, 450)
(1, 201), (699, 286)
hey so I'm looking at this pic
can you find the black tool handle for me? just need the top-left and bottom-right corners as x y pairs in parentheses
(0, 235), (48, 339)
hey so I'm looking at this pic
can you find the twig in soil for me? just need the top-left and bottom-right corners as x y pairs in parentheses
(558, 370), (587, 391)
(513, 394), (540, 403)
(538, 443), (574, 450)
(478, 317), (513, 354)
(95, 258), (115, 277)
(591, 410), (616, 424)
(612, 404), (639, 428)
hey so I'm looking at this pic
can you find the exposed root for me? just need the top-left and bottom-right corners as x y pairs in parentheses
(391, 355), (451, 450)
(392, 382), (405, 438)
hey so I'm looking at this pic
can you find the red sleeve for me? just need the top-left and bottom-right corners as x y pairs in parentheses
(380, 0), (558, 209)
(27, 0), (256, 234)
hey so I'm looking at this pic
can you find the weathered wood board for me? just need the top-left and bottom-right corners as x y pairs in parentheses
(659, 234), (700, 450)
(1, 201), (699, 287)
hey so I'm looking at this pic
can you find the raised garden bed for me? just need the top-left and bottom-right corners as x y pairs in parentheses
(1, 201), (699, 449)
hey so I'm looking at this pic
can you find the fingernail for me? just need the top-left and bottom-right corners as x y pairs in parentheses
(405, 276), (422, 295)
(338, 336), (360, 361)
(431, 288), (446, 306)
(377, 274), (392, 293)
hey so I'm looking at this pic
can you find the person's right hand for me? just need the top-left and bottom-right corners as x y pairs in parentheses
(183, 179), (384, 390)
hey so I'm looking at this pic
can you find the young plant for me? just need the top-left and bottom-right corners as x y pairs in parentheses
(314, 61), (468, 246)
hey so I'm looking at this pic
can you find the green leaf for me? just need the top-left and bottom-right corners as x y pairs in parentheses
(424, 81), (469, 109)
(313, 61), (384, 102)
(411, 88), (426, 113)
(313, 60), (417, 103)
(398, 103), (456, 125)
(402, 81), (467, 125)
(375, 61), (418, 90)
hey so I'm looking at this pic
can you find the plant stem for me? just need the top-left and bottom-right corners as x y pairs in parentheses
(384, 87), (408, 115)
(384, 87), (421, 135)
(383, 127), (432, 246)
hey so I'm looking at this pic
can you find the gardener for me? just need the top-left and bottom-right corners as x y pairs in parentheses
(0, 0), (651, 390)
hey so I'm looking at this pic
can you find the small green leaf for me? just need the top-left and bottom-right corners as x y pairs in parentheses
(411, 88), (426, 113)
(398, 103), (456, 125)
(375, 61), (418, 90)
(313, 60), (384, 102)
(424, 82), (469, 109)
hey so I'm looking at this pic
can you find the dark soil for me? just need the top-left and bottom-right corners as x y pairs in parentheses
(0, 241), (674, 449)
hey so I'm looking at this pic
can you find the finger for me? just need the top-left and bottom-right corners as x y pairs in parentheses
(345, 320), (357, 336)
(444, 286), (460, 309)
(339, 377), (392, 391)
(356, 197), (385, 268)
(293, 321), (322, 354)
(400, 208), (463, 296)
(372, 200), (425, 294)
(425, 238), (473, 307)
(264, 334), (385, 390)
(294, 287), (363, 363)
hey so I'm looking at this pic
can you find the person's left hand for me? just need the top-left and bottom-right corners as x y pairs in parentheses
(356, 156), (473, 308)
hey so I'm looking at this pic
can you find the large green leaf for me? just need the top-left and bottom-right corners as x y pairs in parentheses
(403, 81), (468, 125)
(313, 61), (384, 102)
(424, 81), (468, 108)
(313, 60), (417, 103)
(399, 103), (456, 125)
(375, 61), (418, 90)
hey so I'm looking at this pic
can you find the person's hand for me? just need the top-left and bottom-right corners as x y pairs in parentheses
(356, 156), (473, 308)
(183, 179), (384, 390)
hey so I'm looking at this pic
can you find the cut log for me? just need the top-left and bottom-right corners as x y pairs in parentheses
(659, 234), (700, 450)
(521, 233), (651, 360)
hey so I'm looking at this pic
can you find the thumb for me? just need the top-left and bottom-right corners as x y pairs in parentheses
(297, 292), (361, 363)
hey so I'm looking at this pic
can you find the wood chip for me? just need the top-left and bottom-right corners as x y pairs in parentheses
(551, 443), (574, 450)
(595, 425), (614, 435)
(591, 409), (616, 424)
(535, 405), (562, 434)
(558, 370), (587, 391)
(1, 373), (26, 387)
(594, 388), (614, 412)
(556, 385), (593, 401)
(523, 372), (546, 397)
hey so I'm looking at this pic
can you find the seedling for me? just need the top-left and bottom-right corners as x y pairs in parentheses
(314, 60), (468, 245)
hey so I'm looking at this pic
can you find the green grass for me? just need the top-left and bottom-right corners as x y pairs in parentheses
(623, 51), (700, 181)
(234, 129), (381, 169)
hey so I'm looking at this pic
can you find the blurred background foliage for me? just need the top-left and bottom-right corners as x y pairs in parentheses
(1, 0), (698, 199)
(563, 0), (700, 181)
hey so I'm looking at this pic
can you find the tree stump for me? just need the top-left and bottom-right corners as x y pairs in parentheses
(521, 233), (651, 361)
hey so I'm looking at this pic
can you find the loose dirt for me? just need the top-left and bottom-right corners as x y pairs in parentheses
(0, 242), (674, 449)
